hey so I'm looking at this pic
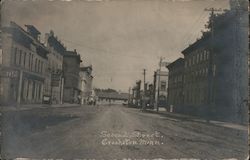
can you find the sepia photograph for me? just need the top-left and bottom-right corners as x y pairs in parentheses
(0, 0), (249, 159)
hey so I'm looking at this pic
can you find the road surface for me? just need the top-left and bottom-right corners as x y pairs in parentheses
(1, 104), (248, 159)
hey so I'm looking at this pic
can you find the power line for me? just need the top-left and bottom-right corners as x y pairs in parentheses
(182, 1), (216, 46)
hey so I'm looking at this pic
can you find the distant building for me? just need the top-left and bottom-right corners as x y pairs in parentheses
(166, 58), (184, 111)
(79, 65), (93, 104)
(44, 31), (66, 104)
(63, 49), (82, 103)
(154, 70), (168, 107)
(131, 80), (141, 107)
(1, 22), (49, 105)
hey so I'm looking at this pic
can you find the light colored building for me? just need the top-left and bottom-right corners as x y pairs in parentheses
(44, 31), (66, 104)
(0, 22), (49, 105)
(154, 70), (168, 107)
(79, 65), (93, 104)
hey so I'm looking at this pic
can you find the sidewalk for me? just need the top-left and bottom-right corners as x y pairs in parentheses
(1, 103), (81, 112)
(147, 108), (248, 131)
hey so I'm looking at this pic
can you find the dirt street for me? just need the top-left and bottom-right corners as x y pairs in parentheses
(1, 104), (248, 159)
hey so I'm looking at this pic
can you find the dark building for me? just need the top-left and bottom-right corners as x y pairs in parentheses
(131, 80), (141, 107)
(1, 22), (49, 105)
(166, 58), (184, 112)
(166, 3), (248, 123)
(63, 49), (82, 103)
(181, 33), (212, 115)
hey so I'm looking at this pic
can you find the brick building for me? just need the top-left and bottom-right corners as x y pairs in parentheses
(181, 34), (211, 111)
(44, 31), (66, 104)
(0, 22), (49, 105)
(63, 49), (82, 103)
(166, 4), (248, 123)
(166, 58), (184, 111)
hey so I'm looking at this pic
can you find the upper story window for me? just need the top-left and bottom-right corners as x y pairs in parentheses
(41, 62), (44, 73)
(35, 58), (37, 72)
(31, 54), (34, 70)
(197, 53), (199, 63)
(200, 52), (203, 61)
(23, 52), (27, 67)
(193, 55), (195, 65)
(14, 48), (18, 65)
(19, 50), (22, 66)
(28, 53), (31, 69)
(38, 60), (40, 73)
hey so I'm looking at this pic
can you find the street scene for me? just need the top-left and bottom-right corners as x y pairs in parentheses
(0, 0), (249, 159)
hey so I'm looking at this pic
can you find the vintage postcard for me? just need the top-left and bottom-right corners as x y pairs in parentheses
(0, 0), (249, 159)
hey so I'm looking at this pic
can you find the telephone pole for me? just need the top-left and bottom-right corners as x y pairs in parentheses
(128, 87), (131, 104)
(143, 69), (146, 92)
(142, 69), (146, 110)
(204, 8), (223, 120)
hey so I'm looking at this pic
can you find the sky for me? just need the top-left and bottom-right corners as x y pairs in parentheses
(2, 0), (230, 92)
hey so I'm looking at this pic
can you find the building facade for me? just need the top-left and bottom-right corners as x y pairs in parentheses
(154, 70), (168, 107)
(0, 22), (49, 105)
(166, 58), (184, 111)
(166, 3), (248, 123)
(130, 80), (141, 107)
(181, 34), (212, 111)
(44, 31), (66, 104)
(63, 50), (82, 103)
(79, 65), (93, 104)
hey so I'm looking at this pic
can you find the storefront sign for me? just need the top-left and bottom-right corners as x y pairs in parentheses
(0, 67), (19, 78)
(51, 73), (61, 86)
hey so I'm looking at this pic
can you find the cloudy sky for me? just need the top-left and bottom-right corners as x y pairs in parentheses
(2, 0), (230, 92)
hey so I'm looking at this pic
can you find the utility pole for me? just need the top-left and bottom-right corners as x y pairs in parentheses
(204, 8), (223, 120)
(205, 8), (222, 104)
(128, 87), (131, 104)
(143, 69), (146, 92)
(142, 69), (146, 110)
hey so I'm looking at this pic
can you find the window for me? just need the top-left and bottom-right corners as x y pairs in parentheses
(23, 52), (26, 67)
(41, 62), (43, 73)
(35, 58), (37, 72)
(161, 81), (166, 91)
(213, 65), (216, 77)
(19, 50), (22, 66)
(28, 53), (31, 69)
(31, 54), (34, 70)
(203, 51), (206, 60)
(38, 60), (40, 73)
(197, 54), (199, 63)
(14, 48), (18, 65)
